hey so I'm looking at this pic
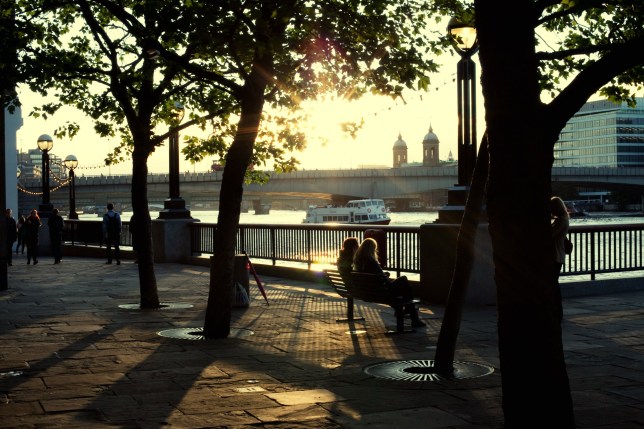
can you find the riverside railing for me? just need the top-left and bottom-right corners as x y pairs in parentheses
(190, 222), (644, 280)
(62, 220), (644, 280)
(564, 223), (644, 280)
(190, 223), (420, 277)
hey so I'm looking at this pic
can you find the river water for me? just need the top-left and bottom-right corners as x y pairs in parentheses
(89, 209), (644, 226)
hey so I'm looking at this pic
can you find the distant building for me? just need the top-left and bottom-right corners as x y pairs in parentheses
(554, 97), (644, 167)
(392, 133), (407, 167)
(392, 125), (449, 168)
(17, 149), (66, 180)
(422, 126), (440, 167)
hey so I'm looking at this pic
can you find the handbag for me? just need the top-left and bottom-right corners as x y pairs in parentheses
(564, 237), (573, 255)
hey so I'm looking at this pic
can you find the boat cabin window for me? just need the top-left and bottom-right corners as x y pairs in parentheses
(322, 215), (350, 222)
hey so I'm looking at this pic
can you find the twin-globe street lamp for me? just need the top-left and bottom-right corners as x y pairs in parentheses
(36, 134), (54, 217)
(447, 17), (479, 188)
(159, 101), (191, 219)
(64, 155), (78, 219)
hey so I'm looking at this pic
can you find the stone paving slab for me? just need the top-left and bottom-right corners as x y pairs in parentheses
(1, 256), (644, 428)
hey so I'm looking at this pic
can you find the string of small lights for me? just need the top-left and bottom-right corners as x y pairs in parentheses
(17, 166), (72, 196)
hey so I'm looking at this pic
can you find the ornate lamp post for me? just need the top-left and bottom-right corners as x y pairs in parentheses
(37, 134), (54, 216)
(64, 155), (78, 219)
(447, 17), (479, 187)
(159, 101), (191, 219)
(436, 18), (479, 224)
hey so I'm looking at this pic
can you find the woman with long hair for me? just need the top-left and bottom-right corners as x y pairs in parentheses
(23, 209), (42, 265)
(551, 196), (570, 321)
(353, 238), (425, 327)
(337, 237), (359, 272)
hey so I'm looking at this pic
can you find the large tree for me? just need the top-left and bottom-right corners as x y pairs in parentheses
(16, 1), (446, 320)
(119, 1), (447, 337)
(438, 1), (644, 426)
(17, 1), (219, 308)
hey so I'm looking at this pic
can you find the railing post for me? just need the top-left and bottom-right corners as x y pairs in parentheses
(239, 225), (246, 255)
(395, 231), (401, 277)
(270, 228), (276, 266)
(306, 229), (312, 269)
(590, 230), (596, 281)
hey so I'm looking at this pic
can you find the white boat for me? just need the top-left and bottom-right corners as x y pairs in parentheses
(303, 199), (391, 225)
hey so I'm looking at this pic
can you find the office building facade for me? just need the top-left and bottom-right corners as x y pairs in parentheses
(554, 97), (644, 167)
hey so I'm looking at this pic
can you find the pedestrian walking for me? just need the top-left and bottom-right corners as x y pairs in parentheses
(5, 208), (17, 266)
(16, 214), (26, 255)
(102, 203), (121, 265)
(23, 209), (41, 265)
(49, 208), (64, 264)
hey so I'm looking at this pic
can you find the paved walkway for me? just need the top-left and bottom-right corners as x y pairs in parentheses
(1, 255), (643, 428)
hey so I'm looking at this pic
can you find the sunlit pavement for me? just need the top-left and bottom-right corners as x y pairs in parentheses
(1, 256), (643, 428)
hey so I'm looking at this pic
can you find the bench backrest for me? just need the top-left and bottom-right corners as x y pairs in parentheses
(324, 269), (352, 298)
(346, 272), (393, 305)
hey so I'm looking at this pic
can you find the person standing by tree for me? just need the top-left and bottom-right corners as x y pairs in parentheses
(551, 196), (570, 322)
(49, 208), (64, 264)
(23, 209), (41, 265)
(5, 209), (17, 266)
(102, 203), (121, 265)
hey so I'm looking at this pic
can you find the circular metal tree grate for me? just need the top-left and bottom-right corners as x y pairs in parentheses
(118, 302), (194, 310)
(364, 359), (494, 382)
(157, 327), (254, 340)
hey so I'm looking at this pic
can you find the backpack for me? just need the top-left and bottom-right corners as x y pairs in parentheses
(106, 213), (120, 236)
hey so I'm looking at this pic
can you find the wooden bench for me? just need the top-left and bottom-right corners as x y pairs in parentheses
(324, 269), (420, 333)
(323, 269), (365, 323)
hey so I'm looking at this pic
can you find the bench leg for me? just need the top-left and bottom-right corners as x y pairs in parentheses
(383, 306), (414, 334)
(336, 297), (365, 323)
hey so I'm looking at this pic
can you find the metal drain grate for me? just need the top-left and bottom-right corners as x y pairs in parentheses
(157, 327), (254, 340)
(364, 359), (494, 382)
(118, 302), (194, 310)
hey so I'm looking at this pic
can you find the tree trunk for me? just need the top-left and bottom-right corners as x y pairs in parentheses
(475, 2), (574, 426)
(434, 133), (489, 372)
(131, 145), (160, 309)
(203, 84), (266, 338)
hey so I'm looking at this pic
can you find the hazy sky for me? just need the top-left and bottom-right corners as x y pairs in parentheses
(14, 46), (483, 177)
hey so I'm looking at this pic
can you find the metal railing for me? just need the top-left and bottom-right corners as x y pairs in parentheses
(564, 224), (644, 280)
(63, 220), (644, 280)
(190, 222), (644, 279)
(190, 223), (420, 276)
(63, 219), (132, 247)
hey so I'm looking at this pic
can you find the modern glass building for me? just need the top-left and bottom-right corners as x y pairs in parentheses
(554, 97), (644, 167)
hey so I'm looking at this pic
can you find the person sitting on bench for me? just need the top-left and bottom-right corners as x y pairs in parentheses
(337, 237), (359, 273)
(353, 238), (425, 327)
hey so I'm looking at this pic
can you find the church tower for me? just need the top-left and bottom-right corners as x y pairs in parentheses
(392, 133), (408, 168)
(422, 125), (440, 166)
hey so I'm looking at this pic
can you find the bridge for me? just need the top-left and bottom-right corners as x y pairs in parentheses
(18, 166), (644, 214)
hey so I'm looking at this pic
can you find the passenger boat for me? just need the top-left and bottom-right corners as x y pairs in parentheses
(302, 199), (391, 225)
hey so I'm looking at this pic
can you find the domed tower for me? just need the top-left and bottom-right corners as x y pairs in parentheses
(392, 133), (408, 168)
(422, 125), (440, 166)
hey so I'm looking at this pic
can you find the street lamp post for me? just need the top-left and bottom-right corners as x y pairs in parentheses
(448, 17), (479, 187)
(159, 101), (191, 219)
(436, 18), (479, 224)
(64, 155), (78, 219)
(37, 134), (54, 217)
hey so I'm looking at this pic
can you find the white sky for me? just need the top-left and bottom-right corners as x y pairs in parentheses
(15, 51), (476, 176)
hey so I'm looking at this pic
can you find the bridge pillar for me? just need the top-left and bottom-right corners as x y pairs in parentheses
(152, 218), (197, 263)
(418, 222), (495, 305)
